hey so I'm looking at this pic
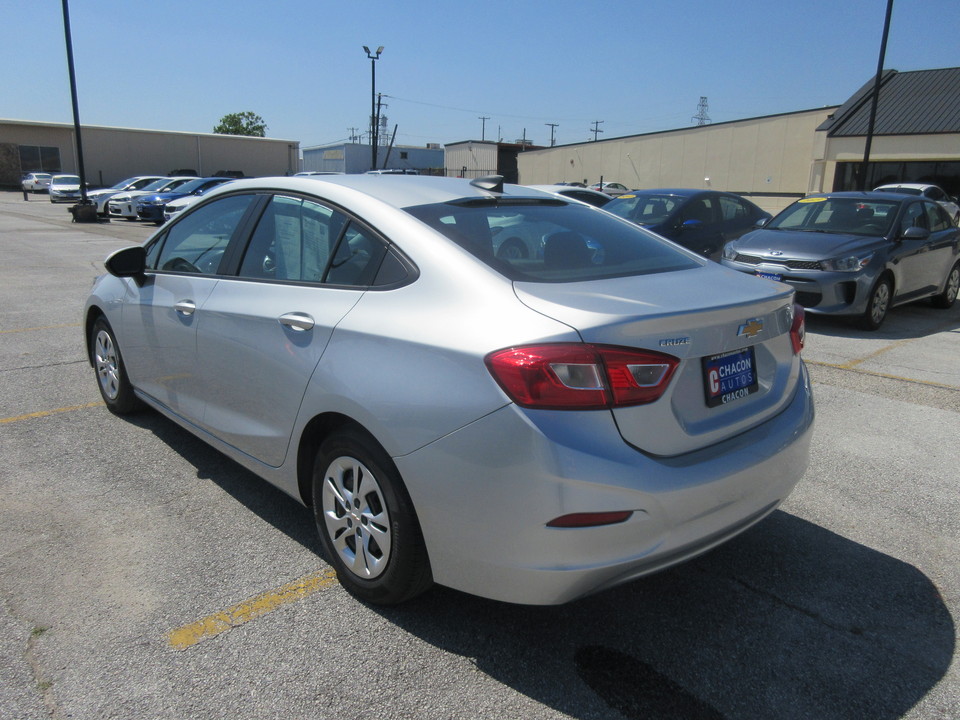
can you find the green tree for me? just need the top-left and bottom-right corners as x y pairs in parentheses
(213, 112), (267, 137)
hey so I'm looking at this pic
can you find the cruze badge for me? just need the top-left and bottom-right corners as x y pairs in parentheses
(658, 337), (690, 347)
(738, 319), (764, 338)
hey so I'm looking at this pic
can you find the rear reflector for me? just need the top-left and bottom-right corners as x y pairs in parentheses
(547, 511), (634, 528)
(485, 343), (679, 410)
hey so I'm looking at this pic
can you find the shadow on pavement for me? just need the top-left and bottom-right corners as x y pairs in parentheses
(131, 411), (954, 720)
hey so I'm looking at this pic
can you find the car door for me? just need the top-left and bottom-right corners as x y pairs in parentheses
(674, 194), (721, 257)
(921, 201), (960, 289)
(118, 193), (259, 420)
(890, 199), (942, 297)
(193, 194), (389, 467)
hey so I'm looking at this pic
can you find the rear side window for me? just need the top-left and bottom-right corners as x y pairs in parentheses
(405, 199), (698, 282)
(237, 195), (389, 287)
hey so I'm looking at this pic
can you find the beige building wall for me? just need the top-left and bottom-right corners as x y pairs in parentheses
(518, 108), (837, 215)
(1, 119), (299, 187)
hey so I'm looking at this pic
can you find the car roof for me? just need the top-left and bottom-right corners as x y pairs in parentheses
(801, 191), (911, 201)
(208, 174), (557, 210)
(874, 183), (936, 191)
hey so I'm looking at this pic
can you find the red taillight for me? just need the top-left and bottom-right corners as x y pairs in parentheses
(790, 303), (805, 354)
(485, 344), (679, 410)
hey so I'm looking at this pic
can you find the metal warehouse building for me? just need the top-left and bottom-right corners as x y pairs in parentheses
(518, 67), (960, 215)
(301, 142), (444, 175)
(0, 119), (299, 188)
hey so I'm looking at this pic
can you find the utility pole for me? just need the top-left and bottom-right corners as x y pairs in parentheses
(478, 116), (489, 141)
(692, 96), (711, 126)
(591, 120), (604, 141)
(545, 122), (558, 147)
(861, 0), (894, 190)
(363, 45), (384, 171)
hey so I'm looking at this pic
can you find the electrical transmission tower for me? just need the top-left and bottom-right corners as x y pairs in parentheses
(692, 96), (711, 126)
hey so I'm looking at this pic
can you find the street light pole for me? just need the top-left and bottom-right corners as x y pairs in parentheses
(860, 0), (894, 190)
(363, 45), (384, 171)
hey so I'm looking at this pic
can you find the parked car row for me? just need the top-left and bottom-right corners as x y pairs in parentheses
(536, 181), (959, 330)
(105, 176), (233, 223)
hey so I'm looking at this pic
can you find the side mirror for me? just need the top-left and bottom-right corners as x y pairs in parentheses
(104, 245), (146, 282)
(900, 226), (930, 241)
(680, 219), (704, 231)
(755, 217), (770, 228)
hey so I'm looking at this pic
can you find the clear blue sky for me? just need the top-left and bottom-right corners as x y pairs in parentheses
(4, 0), (959, 149)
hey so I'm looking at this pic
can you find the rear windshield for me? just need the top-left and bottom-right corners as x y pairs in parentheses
(404, 199), (698, 282)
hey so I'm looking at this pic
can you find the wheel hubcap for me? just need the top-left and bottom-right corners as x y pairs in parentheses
(947, 268), (959, 302)
(871, 283), (890, 324)
(94, 330), (120, 400)
(322, 456), (391, 579)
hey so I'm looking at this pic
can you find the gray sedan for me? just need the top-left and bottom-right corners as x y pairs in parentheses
(84, 175), (813, 606)
(722, 192), (960, 329)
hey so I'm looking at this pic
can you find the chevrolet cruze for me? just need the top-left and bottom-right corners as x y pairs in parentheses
(85, 175), (814, 605)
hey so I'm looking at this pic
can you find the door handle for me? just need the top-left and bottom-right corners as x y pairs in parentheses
(174, 300), (196, 316)
(279, 312), (315, 331)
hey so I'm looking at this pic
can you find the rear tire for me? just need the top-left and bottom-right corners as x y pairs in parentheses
(858, 276), (892, 330)
(312, 428), (432, 605)
(932, 262), (959, 309)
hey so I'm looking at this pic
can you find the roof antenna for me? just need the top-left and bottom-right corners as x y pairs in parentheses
(470, 175), (504, 194)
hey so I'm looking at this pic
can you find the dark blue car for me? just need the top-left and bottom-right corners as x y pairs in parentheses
(135, 177), (232, 224)
(604, 189), (771, 260)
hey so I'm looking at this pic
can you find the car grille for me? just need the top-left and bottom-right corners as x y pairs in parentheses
(733, 253), (823, 271)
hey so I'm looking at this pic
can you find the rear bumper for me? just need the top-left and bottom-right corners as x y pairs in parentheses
(396, 362), (814, 605)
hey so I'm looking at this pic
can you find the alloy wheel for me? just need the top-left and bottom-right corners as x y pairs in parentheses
(94, 329), (121, 401)
(321, 455), (392, 580)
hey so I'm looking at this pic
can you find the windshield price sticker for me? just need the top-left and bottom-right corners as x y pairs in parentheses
(703, 347), (758, 407)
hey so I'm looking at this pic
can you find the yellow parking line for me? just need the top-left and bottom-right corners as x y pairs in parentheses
(0, 401), (104, 424)
(836, 337), (915, 370)
(168, 568), (339, 650)
(806, 359), (960, 391)
(0, 323), (82, 334)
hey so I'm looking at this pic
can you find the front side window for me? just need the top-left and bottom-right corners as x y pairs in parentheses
(405, 199), (698, 282)
(151, 194), (255, 274)
(924, 201), (951, 233)
(899, 202), (926, 235)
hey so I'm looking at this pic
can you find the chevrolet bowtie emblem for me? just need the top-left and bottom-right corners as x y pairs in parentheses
(738, 319), (764, 338)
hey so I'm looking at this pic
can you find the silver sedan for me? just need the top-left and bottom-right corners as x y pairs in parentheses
(84, 175), (814, 606)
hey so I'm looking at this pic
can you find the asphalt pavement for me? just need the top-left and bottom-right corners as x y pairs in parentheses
(0, 190), (957, 720)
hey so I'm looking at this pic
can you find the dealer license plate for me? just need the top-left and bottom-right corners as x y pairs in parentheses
(756, 270), (782, 282)
(702, 347), (758, 408)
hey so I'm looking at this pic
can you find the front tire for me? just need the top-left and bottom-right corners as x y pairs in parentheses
(91, 317), (141, 414)
(312, 429), (432, 605)
(858, 276), (892, 330)
(932, 262), (960, 309)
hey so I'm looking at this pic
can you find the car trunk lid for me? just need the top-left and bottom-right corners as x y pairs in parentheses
(513, 266), (801, 456)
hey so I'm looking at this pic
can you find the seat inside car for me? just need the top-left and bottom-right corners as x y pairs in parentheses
(543, 231), (591, 269)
